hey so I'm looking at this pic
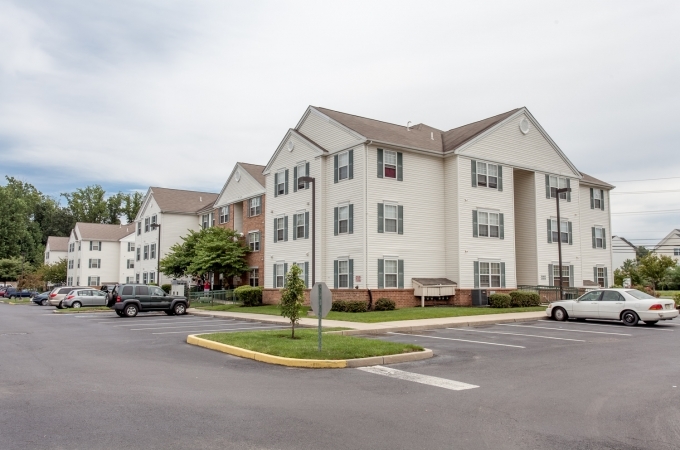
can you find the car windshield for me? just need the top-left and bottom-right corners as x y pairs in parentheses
(625, 289), (656, 300)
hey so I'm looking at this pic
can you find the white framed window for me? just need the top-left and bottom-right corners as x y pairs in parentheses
(295, 213), (305, 239)
(88, 276), (100, 286)
(137, 222), (141, 236)
(78, 242), (81, 250)
(144, 217), (150, 232)
(478, 211), (500, 238)
(220, 206), (229, 224)
(150, 243), (156, 259)
(67, 277), (73, 285)
(597, 267), (606, 287)
(201, 213), (212, 229)
(384, 204), (398, 233)
(338, 205), (349, 234)
(552, 265), (570, 287)
(276, 217), (285, 242)
(594, 227), (604, 248)
(384, 150), (397, 179)
(674, 248), (680, 256)
(296, 162), (307, 190)
(276, 170), (286, 195)
(593, 189), (602, 209)
(275, 263), (285, 288)
(338, 152), (349, 180)
(68, 260), (73, 269)
(91, 241), (101, 251)
(143, 245), (149, 260)
(479, 262), (501, 288)
(127, 242), (135, 252)
(249, 197), (261, 216)
(477, 162), (499, 189)
(549, 176), (568, 199)
(248, 232), (260, 251)
(76, 277), (79, 285)
(142, 272), (148, 284)
(551, 219), (569, 243)
(135, 273), (140, 283)
(136, 248), (140, 261)
(151, 215), (157, 227)
(127, 259), (134, 269)
(89, 259), (101, 269)
(126, 276), (134, 283)
(337, 260), (349, 288)
(384, 259), (398, 288)
(250, 268), (259, 287)
(149, 272), (155, 284)
(46, 251), (49, 259)
(294, 262), (307, 288)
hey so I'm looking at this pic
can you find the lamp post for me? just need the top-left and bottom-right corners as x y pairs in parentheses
(298, 176), (316, 286)
(555, 187), (571, 300)
(150, 223), (161, 284)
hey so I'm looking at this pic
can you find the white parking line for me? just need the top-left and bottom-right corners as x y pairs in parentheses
(152, 325), (286, 335)
(93, 317), (219, 324)
(131, 322), (258, 331)
(538, 319), (674, 331)
(388, 332), (525, 348)
(357, 366), (479, 391)
(110, 319), (226, 327)
(498, 324), (632, 336)
(445, 328), (586, 342)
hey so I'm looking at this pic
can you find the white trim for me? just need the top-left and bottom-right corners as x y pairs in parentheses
(263, 128), (326, 175)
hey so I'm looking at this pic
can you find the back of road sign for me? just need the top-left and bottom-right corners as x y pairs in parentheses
(310, 282), (332, 318)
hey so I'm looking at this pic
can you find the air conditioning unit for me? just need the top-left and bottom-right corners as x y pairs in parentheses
(471, 289), (488, 306)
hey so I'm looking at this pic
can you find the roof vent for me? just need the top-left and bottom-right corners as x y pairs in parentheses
(200, 196), (202, 202)
(406, 121), (411, 131)
(431, 131), (434, 140)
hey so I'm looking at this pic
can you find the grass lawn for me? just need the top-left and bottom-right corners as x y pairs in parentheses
(54, 306), (111, 314)
(658, 290), (680, 298)
(199, 329), (423, 360)
(1, 299), (33, 304)
(191, 304), (294, 315)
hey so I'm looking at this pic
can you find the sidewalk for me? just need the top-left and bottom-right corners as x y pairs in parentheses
(188, 308), (548, 334)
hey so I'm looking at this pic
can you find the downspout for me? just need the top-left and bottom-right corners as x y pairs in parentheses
(365, 141), (372, 309)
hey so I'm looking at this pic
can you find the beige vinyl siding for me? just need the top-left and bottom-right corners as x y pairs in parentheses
(579, 185), (614, 283)
(444, 156), (460, 284)
(513, 169), (538, 285)
(214, 165), (265, 208)
(457, 157), (517, 289)
(611, 236), (636, 269)
(264, 133), (323, 288)
(459, 113), (578, 178)
(298, 109), (363, 153)
(655, 233), (680, 263)
(118, 233), (136, 283)
(365, 146), (446, 288)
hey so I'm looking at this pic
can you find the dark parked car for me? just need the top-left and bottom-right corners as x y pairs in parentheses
(109, 284), (190, 317)
(32, 291), (52, 305)
(3, 288), (37, 299)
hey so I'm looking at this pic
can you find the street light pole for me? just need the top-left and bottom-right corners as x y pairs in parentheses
(555, 187), (571, 300)
(299, 176), (316, 286)
(150, 223), (161, 284)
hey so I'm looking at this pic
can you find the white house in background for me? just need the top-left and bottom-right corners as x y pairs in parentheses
(134, 187), (218, 286)
(262, 105), (614, 306)
(654, 229), (680, 263)
(66, 223), (135, 286)
(611, 235), (637, 269)
(44, 236), (69, 265)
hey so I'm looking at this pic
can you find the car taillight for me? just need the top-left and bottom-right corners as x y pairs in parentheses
(49, 293), (57, 298)
(649, 304), (663, 310)
(66, 295), (74, 299)
(116, 296), (121, 302)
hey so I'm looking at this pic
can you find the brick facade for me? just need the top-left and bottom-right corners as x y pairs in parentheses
(264, 288), (454, 308)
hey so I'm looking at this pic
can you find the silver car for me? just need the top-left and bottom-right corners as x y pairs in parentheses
(48, 286), (90, 309)
(61, 289), (108, 308)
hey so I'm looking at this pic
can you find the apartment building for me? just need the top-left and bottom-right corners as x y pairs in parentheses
(262, 106), (614, 306)
(655, 229), (680, 263)
(66, 223), (135, 286)
(44, 236), (69, 266)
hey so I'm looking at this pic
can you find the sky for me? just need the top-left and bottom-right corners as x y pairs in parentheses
(1, 0), (679, 248)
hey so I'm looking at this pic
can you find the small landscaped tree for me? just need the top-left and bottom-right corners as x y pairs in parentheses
(42, 259), (67, 285)
(638, 254), (676, 294)
(279, 264), (305, 339)
(159, 229), (204, 279)
(188, 227), (250, 281)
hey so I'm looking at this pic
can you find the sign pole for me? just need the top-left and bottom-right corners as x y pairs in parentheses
(318, 284), (322, 351)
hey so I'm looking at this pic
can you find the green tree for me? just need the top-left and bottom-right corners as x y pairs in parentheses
(635, 246), (651, 261)
(0, 177), (44, 263)
(42, 259), (67, 285)
(61, 185), (109, 223)
(279, 264), (305, 339)
(33, 198), (75, 244)
(188, 227), (250, 278)
(638, 254), (676, 293)
(619, 259), (642, 285)
(122, 192), (143, 224)
(0, 258), (23, 283)
(159, 229), (203, 278)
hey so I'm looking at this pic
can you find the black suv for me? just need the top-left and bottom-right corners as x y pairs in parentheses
(108, 284), (190, 317)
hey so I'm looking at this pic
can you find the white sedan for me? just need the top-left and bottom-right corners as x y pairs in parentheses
(547, 288), (678, 326)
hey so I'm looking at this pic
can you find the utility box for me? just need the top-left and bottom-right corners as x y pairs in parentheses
(471, 289), (488, 306)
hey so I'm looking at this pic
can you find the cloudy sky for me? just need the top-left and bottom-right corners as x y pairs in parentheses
(1, 0), (678, 247)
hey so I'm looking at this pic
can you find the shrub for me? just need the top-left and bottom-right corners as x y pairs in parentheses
(374, 298), (396, 311)
(331, 300), (368, 313)
(672, 293), (680, 308)
(331, 300), (347, 312)
(235, 285), (263, 306)
(509, 290), (541, 307)
(161, 284), (171, 294)
(488, 293), (511, 308)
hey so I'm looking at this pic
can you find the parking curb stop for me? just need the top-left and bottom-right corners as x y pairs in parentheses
(186, 334), (433, 369)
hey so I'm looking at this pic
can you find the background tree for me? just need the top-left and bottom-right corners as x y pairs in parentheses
(638, 254), (676, 293)
(619, 259), (642, 285)
(33, 197), (75, 243)
(122, 192), (143, 224)
(159, 229), (204, 279)
(0, 177), (44, 263)
(279, 264), (305, 339)
(61, 185), (109, 223)
(42, 259), (67, 285)
(17, 270), (44, 290)
(635, 246), (651, 261)
(188, 227), (250, 280)
(0, 258), (23, 283)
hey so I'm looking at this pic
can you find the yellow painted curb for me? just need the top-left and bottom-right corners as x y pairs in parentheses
(187, 335), (347, 369)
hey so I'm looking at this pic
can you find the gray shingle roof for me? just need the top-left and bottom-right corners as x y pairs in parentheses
(46, 236), (69, 252)
(238, 162), (266, 187)
(150, 187), (219, 214)
(442, 109), (521, 152)
(579, 173), (614, 189)
(75, 223), (135, 241)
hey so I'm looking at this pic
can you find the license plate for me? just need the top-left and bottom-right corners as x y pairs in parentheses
(665, 304), (672, 310)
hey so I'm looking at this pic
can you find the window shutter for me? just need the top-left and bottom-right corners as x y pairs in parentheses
(548, 264), (554, 286)
(547, 219), (552, 243)
(604, 268), (608, 288)
(473, 261), (479, 288)
(566, 179), (571, 202)
(334, 155), (339, 183)
(499, 213), (504, 240)
(500, 262), (506, 288)
(283, 263), (288, 287)
(378, 259), (384, 289)
(88, 259), (92, 268)
(273, 218), (278, 243)
(349, 204), (354, 234)
(283, 216), (288, 242)
(98, 259), (101, 268)
(602, 228), (606, 249)
(292, 214), (297, 241)
(590, 188), (594, 209)
(397, 152), (403, 181)
(305, 163), (310, 189)
(293, 166), (298, 193)
(334, 207), (338, 236)
(304, 262), (309, 288)
(591, 227), (596, 249)
(284, 169), (289, 195)
(274, 173), (278, 198)
(568, 222), (573, 245)
(89, 241), (93, 251)
(273, 264), (276, 288)
(349, 149), (354, 180)
(497, 165), (503, 191)
(398, 260), (404, 289)
(471, 160), (477, 187)
(305, 212), (309, 239)
(593, 267), (598, 284)
(545, 174), (551, 199)
(600, 190), (605, 211)
(377, 203), (384, 233)
(569, 265), (574, 287)
(398, 205), (404, 235)
(377, 149), (383, 178)
(473, 210), (478, 238)
(349, 259), (354, 288)
(334, 260), (339, 289)
(99, 242), (102, 251)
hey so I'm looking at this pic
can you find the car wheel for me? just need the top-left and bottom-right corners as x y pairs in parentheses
(173, 303), (187, 315)
(115, 310), (124, 317)
(41, 299), (49, 306)
(9, 295), (15, 299)
(164, 310), (175, 316)
(72, 301), (82, 309)
(552, 307), (568, 321)
(56, 303), (64, 309)
(644, 320), (658, 326)
(621, 310), (639, 326)
(124, 304), (138, 317)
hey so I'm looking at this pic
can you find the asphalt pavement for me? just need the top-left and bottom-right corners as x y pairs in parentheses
(2, 303), (679, 450)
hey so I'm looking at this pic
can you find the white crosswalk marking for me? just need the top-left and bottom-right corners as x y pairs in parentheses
(498, 324), (632, 336)
(357, 366), (479, 391)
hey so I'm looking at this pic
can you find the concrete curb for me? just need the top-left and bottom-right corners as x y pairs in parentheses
(186, 334), (433, 369)
(51, 309), (113, 314)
